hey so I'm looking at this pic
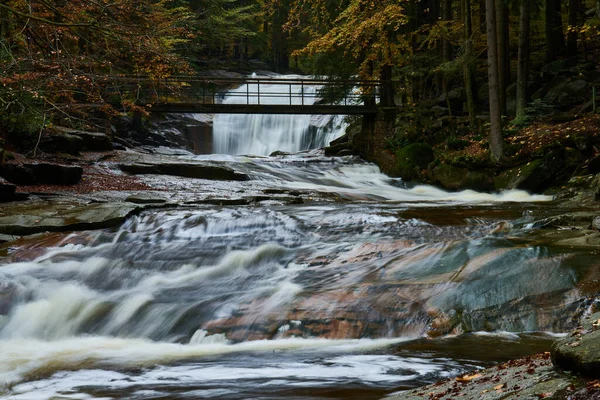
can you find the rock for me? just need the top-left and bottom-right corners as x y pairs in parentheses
(387, 353), (580, 400)
(329, 134), (348, 146)
(393, 143), (435, 181)
(494, 150), (574, 193)
(0, 201), (141, 235)
(40, 132), (85, 154)
(0, 163), (83, 185)
(431, 163), (494, 191)
(558, 80), (588, 106)
(588, 155), (600, 174)
(0, 233), (19, 243)
(431, 105), (449, 118)
(324, 142), (349, 156)
(71, 130), (113, 151)
(552, 312), (600, 378)
(437, 87), (465, 112)
(269, 151), (290, 157)
(125, 194), (168, 204)
(537, 211), (600, 230)
(0, 179), (16, 202)
(120, 162), (248, 181)
(592, 216), (600, 231)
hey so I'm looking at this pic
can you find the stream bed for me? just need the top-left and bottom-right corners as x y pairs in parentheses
(1, 151), (598, 400)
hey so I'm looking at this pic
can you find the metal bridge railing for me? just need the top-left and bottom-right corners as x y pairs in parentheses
(97, 76), (383, 109)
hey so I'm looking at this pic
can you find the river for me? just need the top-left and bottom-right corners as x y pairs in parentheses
(1, 77), (598, 399)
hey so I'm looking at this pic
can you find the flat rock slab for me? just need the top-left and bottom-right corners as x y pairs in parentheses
(386, 353), (578, 400)
(125, 193), (168, 204)
(0, 200), (141, 235)
(1, 163), (83, 185)
(119, 162), (249, 181)
(552, 312), (600, 378)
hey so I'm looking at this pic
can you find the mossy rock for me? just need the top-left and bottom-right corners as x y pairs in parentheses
(393, 143), (434, 180)
(431, 163), (494, 191)
(552, 312), (600, 378)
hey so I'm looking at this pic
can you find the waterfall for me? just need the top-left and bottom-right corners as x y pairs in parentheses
(211, 75), (345, 156)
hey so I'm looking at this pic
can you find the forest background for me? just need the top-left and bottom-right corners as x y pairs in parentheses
(1, 0), (600, 181)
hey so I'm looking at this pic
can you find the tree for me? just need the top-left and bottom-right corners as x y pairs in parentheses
(486, 0), (504, 163)
(516, 0), (530, 120)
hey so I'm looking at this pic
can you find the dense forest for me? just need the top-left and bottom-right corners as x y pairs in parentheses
(1, 0), (600, 166)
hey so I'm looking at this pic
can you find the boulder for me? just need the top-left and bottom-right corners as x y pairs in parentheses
(495, 148), (579, 193)
(437, 87), (465, 112)
(552, 312), (600, 378)
(588, 155), (600, 174)
(119, 162), (249, 181)
(393, 143), (434, 181)
(71, 131), (113, 151)
(431, 163), (494, 191)
(0, 163), (83, 185)
(0, 178), (16, 202)
(40, 132), (84, 154)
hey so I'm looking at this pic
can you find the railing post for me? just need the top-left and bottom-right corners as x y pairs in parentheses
(289, 83), (292, 105)
(247, 82), (250, 105)
(257, 80), (260, 105)
(301, 81), (304, 106)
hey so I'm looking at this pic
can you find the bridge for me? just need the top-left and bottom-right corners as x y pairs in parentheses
(101, 76), (386, 115)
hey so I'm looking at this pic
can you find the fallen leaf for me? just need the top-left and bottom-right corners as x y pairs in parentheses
(494, 383), (506, 390)
(456, 373), (482, 382)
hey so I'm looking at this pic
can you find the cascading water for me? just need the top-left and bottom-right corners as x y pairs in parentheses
(212, 75), (345, 155)
(0, 78), (598, 400)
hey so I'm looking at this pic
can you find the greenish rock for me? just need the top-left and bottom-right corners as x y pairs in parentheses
(119, 162), (249, 181)
(394, 143), (434, 181)
(552, 312), (600, 378)
(431, 163), (493, 191)
(495, 160), (544, 192)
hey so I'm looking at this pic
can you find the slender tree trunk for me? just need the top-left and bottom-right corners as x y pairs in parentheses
(495, 1), (509, 115)
(545, 0), (565, 62)
(479, 0), (487, 34)
(380, 65), (395, 107)
(0, 5), (8, 41)
(442, 0), (452, 95)
(567, 0), (579, 59)
(516, 0), (530, 120)
(486, 0), (504, 163)
(463, 0), (478, 127)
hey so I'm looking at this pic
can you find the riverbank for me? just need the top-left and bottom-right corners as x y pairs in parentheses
(385, 312), (600, 400)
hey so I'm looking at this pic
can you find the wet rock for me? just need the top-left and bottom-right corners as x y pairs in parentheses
(119, 162), (249, 181)
(388, 353), (580, 400)
(0, 201), (141, 235)
(324, 142), (350, 156)
(125, 193), (168, 204)
(270, 151), (290, 157)
(0, 178), (16, 202)
(0, 163), (83, 185)
(431, 163), (494, 191)
(552, 312), (600, 378)
(537, 211), (600, 230)
(394, 143), (434, 181)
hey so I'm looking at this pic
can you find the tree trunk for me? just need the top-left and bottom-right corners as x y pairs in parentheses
(545, 0), (565, 62)
(495, 1), (509, 116)
(486, 0), (504, 163)
(567, 0), (579, 59)
(479, 0), (486, 34)
(463, 0), (478, 127)
(442, 0), (452, 95)
(516, 0), (530, 120)
(380, 65), (395, 107)
(0, 5), (8, 41)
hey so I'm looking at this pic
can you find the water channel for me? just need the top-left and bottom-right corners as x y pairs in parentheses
(1, 77), (598, 399)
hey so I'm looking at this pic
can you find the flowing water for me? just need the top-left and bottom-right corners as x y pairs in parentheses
(212, 75), (345, 155)
(1, 78), (599, 400)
